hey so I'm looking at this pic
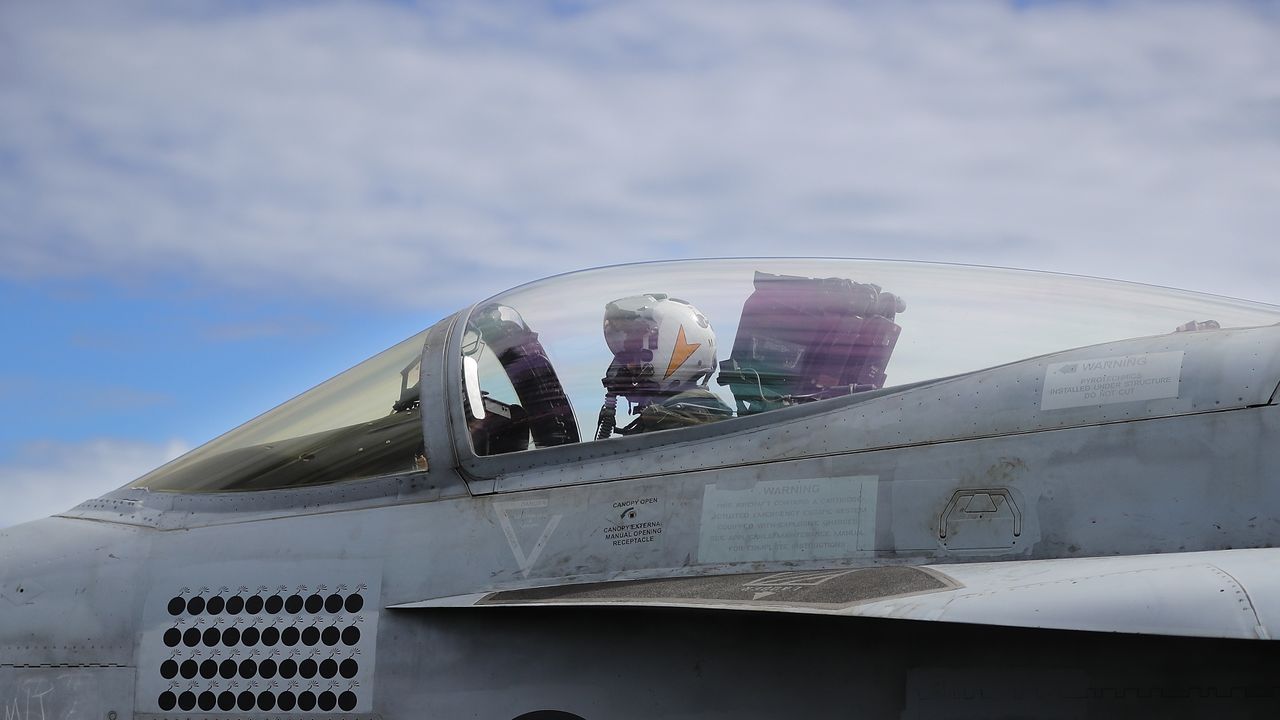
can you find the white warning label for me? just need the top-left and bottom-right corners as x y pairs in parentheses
(698, 477), (877, 564)
(1041, 351), (1184, 410)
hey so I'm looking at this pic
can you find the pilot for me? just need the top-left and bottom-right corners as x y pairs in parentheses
(595, 293), (733, 439)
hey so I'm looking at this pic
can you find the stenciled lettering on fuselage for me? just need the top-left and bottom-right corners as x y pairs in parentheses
(602, 497), (664, 548)
(1041, 351), (1184, 411)
(494, 498), (563, 579)
(697, 477), (878, 564)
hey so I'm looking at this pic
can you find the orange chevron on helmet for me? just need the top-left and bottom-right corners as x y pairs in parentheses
(664, 325), (701, 380)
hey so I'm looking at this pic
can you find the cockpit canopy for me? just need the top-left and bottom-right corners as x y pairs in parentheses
(131, 259), (1280, 492)
(130, 331), (428, 493)
(460, 259), (1280, 456)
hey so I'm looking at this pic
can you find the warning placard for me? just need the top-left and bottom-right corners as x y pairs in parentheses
(1041, 351), (1184, 411)
(697, 477), (877, 564)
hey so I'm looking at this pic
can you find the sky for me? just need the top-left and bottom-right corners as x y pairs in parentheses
(2, 0), (1278, 527)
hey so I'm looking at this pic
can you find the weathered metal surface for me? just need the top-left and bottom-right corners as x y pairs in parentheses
(476, 567), (953, 609)
(473, 326), (1280, 492)
(4, 268), (1280, 718)
(0, 668), (134, 720)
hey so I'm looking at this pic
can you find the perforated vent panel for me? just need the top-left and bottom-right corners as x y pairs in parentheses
(138, 561), (380, 717)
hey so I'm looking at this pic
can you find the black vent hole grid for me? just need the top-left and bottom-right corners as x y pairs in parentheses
(156, 584), (370, 714)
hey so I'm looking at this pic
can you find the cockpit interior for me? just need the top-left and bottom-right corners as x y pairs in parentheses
(127, 259), (1280, 494)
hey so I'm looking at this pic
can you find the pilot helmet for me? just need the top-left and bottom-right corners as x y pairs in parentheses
(602, 293), (717, 398)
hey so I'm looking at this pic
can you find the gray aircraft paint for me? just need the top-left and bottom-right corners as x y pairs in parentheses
(5, 296), (1280, 718)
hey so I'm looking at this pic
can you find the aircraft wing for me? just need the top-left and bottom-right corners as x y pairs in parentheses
(392, 547), (1280, 641)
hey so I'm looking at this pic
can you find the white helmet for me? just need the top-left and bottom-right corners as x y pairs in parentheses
(602, 293), (717, 398)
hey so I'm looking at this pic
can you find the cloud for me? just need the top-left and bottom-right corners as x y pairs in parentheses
(81, 386), (173, 413)
(0, 438), (188, 529)
(0, 374), (173, 419)
(1, 0), (1278, 308)
(198, 318), (328, 342)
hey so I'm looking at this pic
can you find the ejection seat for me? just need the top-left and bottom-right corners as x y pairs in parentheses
(464, 304), (579, 455)
(717, 272), (906, 415)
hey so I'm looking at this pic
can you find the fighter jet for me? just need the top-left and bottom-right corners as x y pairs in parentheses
(4, 258), (1280, 719)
